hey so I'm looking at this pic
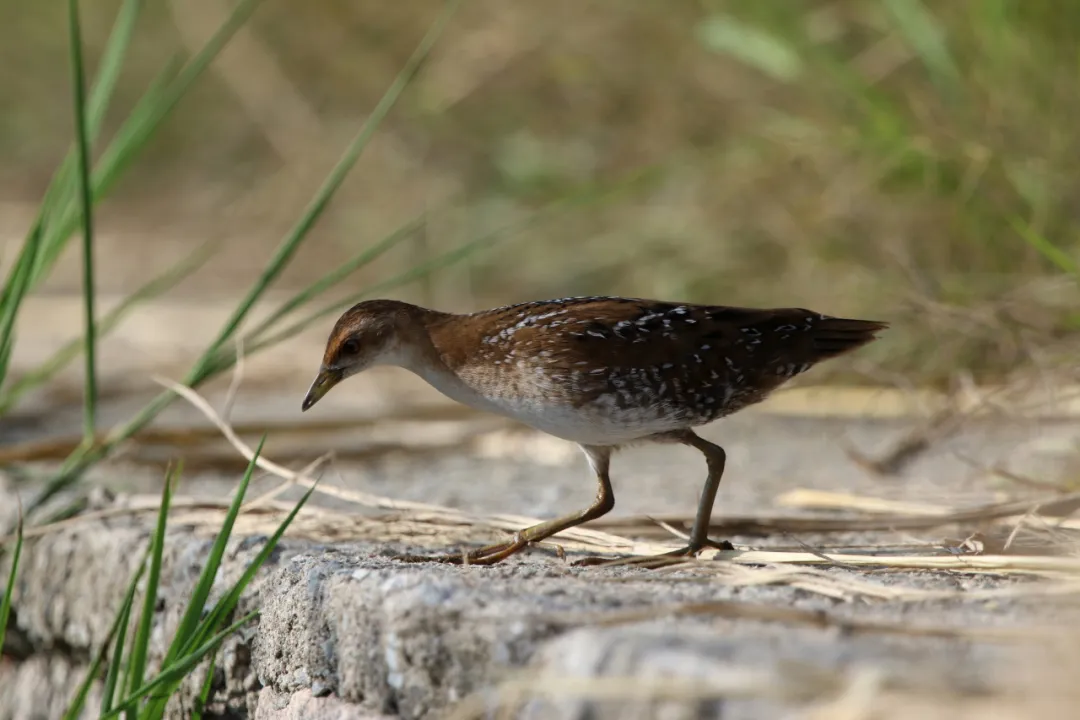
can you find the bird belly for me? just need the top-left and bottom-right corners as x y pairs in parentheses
(414, 364), (684, 444)
(485, 393), (687, 445)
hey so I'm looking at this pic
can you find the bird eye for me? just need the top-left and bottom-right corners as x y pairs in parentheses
(341, 338), (360, 355)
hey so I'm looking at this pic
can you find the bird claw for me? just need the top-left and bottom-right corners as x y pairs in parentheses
(393, 532), (530, 566)
(700, 537), (736, 552)
(571, 538), (734, 568)
(393, 547), (505, 566)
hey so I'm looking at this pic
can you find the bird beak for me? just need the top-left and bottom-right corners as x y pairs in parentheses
(301, 366), (342, 412)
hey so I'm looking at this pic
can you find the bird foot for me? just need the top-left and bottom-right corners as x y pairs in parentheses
(572, 538), (734, 568)
(393, 533), (528, 566)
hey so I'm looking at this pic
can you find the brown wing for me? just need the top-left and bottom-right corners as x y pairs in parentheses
(432, 297), (885, 419)
(448, 297), (880, 368)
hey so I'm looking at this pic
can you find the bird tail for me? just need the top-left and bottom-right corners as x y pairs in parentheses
(811, 317), (889, 359)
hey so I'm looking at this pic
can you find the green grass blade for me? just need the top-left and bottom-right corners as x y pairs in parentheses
(97, 562), (140, 716)
(245, 172), (652, 355)
(86, 0), (145, 134)
(696, 13), (803, 82)
(31, 0), (241, 288)
(191, 649), (218, 720)
(138, 473), (312, 712)
(160, 437), (264, 667)
(0, 225), (43, 388)
(882, 0), (960, 89)
(91, 0), (262, 200)
(103, 611), (257, 719)
(18, 50), (184, 306)
(1011, 217), (1080, 279)
(0, 505), (23, 658)
(29, 0), (144, 287)
(67, 0), (98, 445)
(62, 554), (147, 720)
(189, 481), (315, 656)
(241, 228), (505, 357)
(0, 238), (216, 414)
(125, 451), (311, 714)
(244, 213), (426, 342)
(125, 464), (177, 704)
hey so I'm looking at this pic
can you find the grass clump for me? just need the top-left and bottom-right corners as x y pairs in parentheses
(55, 440), (313, 718)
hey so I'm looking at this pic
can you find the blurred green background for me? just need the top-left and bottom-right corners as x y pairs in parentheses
(3, 0), (1079, 385)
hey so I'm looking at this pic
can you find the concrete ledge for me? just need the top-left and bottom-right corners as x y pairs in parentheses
(2, 493), (1072, 720)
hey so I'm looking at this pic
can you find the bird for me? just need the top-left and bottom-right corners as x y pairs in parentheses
(301, 296), (887, 565)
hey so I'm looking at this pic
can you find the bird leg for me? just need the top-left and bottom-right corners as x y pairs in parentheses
(574, 430), (732, 567)
(395, 446), (615, 566)
(676, 430), (733, 553)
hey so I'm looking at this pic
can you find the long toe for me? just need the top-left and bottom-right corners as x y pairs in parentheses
(393, 550), (471, 565)
(571, 554), (623, 567)
(571, 548), (690, 569)
(602, 551), (693, 569)
(393, 539), (526, 566)
(572, 540), (733, 569)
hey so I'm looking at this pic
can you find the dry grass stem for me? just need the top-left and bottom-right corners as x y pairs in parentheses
(774, 489), (952, 516)
(220, 332), (246, 422)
